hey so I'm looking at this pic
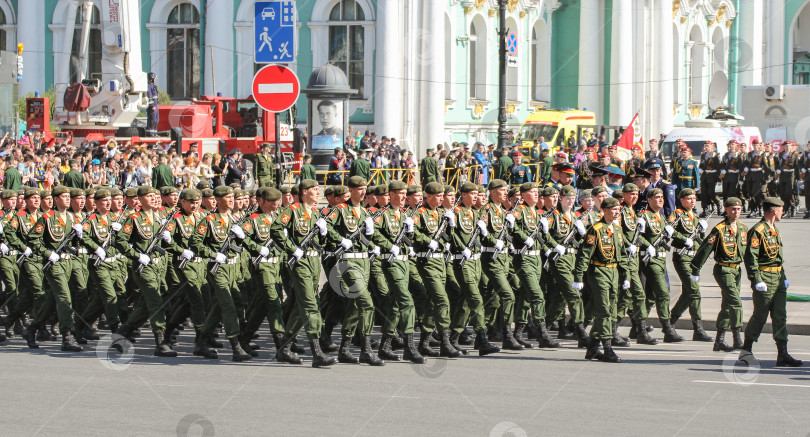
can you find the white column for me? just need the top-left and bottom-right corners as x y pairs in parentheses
(417, 0), (445, 158)
(374, 0), (404, 142)
(578, 0), (602, 120)
(204, 0), (234, 96)
(737, 0), (763, 86)
(653, 0), (673, 137)
(764, 0), (784, 85)
(17, 0), (46, 96)
(609, 0), (632, 125)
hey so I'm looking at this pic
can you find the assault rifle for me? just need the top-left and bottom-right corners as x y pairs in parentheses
(135, 207), (180, 275)
(43, 212), (93, 272)
(209, 204), (258, 275)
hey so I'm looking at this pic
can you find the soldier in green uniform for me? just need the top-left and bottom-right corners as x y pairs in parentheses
(0, 189), (21, 335)
(4, 189), (43, 341)
(738, 197), (802, 367)
(62, 159), (85, 189)
(419, 148), (440, 186)
(3, 156), (21, 190)
(269, 179), (337, 367)
(668, 188), (714, 341)
(67, 189), (91, 319)
(300, 154), (317, 181)
(573, 197), (630, 363)
(405, 185), (430, 332)
(699, 141), (723, 217)
(690, 197), (748, 352)
(349, 149), (371, 181)
(255, 143), (276, 188)
(318, 185), (348, 353)
(412, 182), (458, 357)
(152, 154), (175, 189)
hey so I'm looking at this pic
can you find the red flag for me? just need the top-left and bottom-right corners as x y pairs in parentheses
(616, 111), (643, 161)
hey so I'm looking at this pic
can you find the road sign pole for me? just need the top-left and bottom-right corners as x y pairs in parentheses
(275, 111), (280, 187)
(498, 0), (508, 151)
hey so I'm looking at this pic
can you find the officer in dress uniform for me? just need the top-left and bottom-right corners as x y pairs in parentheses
(146, 72), (160, 137)
(699, 141), (723, 217)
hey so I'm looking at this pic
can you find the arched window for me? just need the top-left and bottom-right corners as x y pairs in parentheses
(530, 20), (550, 102)
(0, 8), (6, 52)
(328, 0), (365, 97)
(167, 3), (200, 99)
(69, 4), (102, 84)
(469, 16), (486, 100)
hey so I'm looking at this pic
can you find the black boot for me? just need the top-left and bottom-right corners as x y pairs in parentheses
(37, 325), (55, 341)
(290, 340), (306, 354)
(391, 332), (405, 350)
(803, 210), (810, 219)
(558, 318), (574, 339)
(378, 334), (401, 361)
(449, 330), (469, 355)
(61, 331), (83, 352)
(228, 337), (251, 362)
(338, 336), (359, 364)
(273, 333), (301, 364)
(418, 329), (439, 357)
(21, 324), (39, 349)
(458, 328), (474, 346)
(731, 327), (744, 350)
(402, 333), (426, 364)
(776, 340), (803, 367)
(662, 320), (684, 343)
(598, 339), (621, 363)
(153, 330), (177, 357)
(611, 322), (629, 347)
(502, 324), (525, 350)
(82, 323), (100, 341)
(320, 324), (339, 353)
(116, 323), (137, 343)
(526, 320), (538, 339)
(713, 329), (733, 352)
(536, 323), (562, 348)
(193, 331), (218, 359)
(574, 323), (590, 348)
(691, 319), (713, 342)
(487, 325), (504, 342)
(636, 320), (659, 345)
(584, 337), (602, 360)
(628, 319), (638, 340)
(239, 333), (259, 357)
(360, 336), (385, 366)
(310, 339), (337, 368)
(476, 329), (500, 356)
(73, 320), (88, 345)
(513, 323), (534, 348)
(440, 329), (461, 358)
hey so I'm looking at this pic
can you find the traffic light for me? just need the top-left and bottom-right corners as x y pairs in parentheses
(17, 43), (23, 55)
(16, 46), (23, 81)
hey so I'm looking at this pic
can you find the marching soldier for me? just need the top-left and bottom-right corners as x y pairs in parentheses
(743, 140), (770, 218)
(802, 147), (810, 219)
(255, 143), (276, 188)
(738, 197), (802, 367)
(775, 141), (800, 218)
(720, 140), (745, 212)
(5, 189), (44, 342)
(699, 141), (723, 217)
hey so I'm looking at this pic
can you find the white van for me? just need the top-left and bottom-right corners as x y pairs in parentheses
(662, 120), (762, 161)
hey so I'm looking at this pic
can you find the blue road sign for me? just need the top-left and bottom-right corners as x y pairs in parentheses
(255, 1), (295, 63)
(506, 32), (518, 55)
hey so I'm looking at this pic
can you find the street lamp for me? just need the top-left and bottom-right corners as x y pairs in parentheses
(497, 0), (508, 150)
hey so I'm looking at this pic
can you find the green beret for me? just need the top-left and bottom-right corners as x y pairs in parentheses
(763, 197), (784, 208)
(333, 185), (349, 196)
(622, 183), (639, 193)
(304, 154), (312, 160)
(180, 189), (202, 201)
(388, 180), (407, 191)
(426, 148), (434, 153)
(263, 187), (282, 201)
(255, 187), (268, 198)
(323, 186), (335, 197)
(508, 187), (518, 197)
(423, 182), (444, 195)
(579, 189), (593, 200)
(235, 190), (249, 198)
(160, 186), (178, 196)
(84, 187), (96, 197)
(678, 188), (696, 198)
(94, 188), (111, 200)
(443, 185), (455, 195)
(279, 186), (291, 194)
(109, 188), (123, 197)
(290, 185), (299, 196)
(124, 187), (139, 197)
(488, 179), (507, 190)
(213, 186), (233, 198)
(201, 188), (214, 198)
(374, 185), (389, 196)
(196, 182), (209, 190)
(137, 186), (156, 197)
(347, 176), (367, 188)
(612, 191), (623, 200)
(406, 185), (422, 196)
(40, 189), (52, 198)
(591, 186), (609, 197)
(520, 182), (537, 193)
(248, 189), (256, 197)
(0, 189), (16, 199)
(69, 188), (85, 198)
(601, 197), (620, 209)
(229, 183), (241, 190)
(560, 185), (576, 197)
(724, 197), (742, 207)
(366, 186), (376, 194)
(24, 188), (40, 199)
(646, 188), (663, 199)
(541, 186), (558, 197)
(299, 179), (318, 191)
(52, 186), (70, 197)
(68, 159), (78, 166)
(459, 182), (477, 193)
(477, 185), (486, 193)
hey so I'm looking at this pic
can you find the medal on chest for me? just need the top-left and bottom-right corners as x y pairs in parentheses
(425, 210), (439, 233)
(459, 208), (474, 233)
(342, 206), (361, 232)
(295, 208), (312, 236)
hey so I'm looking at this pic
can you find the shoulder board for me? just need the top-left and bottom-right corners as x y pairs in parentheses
(289, 203), (300, 210)
(593, 223), (604, 230)
(715, 222), (726, 230)
(206, 214), (215, 221)
(662, 179), (670, 184)
(739, 223), (749, 231)
(158, 206), (166, 211)
(250, 213), (260, 219)
(518, 204), (527, 210)
(574, 211), (582, 217)
(16, 210), (25, 217)
(417, 207), (427, 213)
(484, 204), (492, 211)
(173, 211), (183, 219)
(753, 223), (765, 232)
(675, 209), (683, 214)
(454, 206), (462, 212)
(131, 212), (142, 218)
(553, 210), (561, 216)
(42, 211), (54, 219)
(338, 204), (347, 209)
(88, 213), (97, 221)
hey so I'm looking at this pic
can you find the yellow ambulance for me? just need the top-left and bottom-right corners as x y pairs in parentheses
(518, 109), (596, 155)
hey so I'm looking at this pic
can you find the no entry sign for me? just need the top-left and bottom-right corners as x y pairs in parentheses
(252, 64), (300, 113)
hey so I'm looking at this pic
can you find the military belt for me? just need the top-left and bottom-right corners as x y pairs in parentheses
(177, 255), (203, 263)
(77, 248), (88, 255)
(390, 255), (409, 262)
(727, 170), (739, 173)
(758, 266), (782, 273)
(522, 249), (543, 256)
(416, 252), (444, 259)
(749, 168), (762, 172)
(564, 247), (578, 255)
(342, 252), (368, 259)
(453, 253), (481, 261)
(651, 251), (668, 258)
(59, 253), (73, 260)
(258, 256), (280, 264)
(677, 250), (696, 256)
(705, 170), (717, 173)
(304, 250), (319, 258)
(219, 256), (239, 265)
(5, 250), (18, 256)
(679, 175), (695, 179)
(590, 261), (617, 268)
(481, 247), (508, 254)
(717, 261), (740, 269)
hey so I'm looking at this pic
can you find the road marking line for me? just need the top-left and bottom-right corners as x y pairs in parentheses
(258, 83), (293, 94)
(693, 380), (810, 389)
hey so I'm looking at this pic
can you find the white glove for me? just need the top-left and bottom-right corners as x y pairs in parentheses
(230, 225), (245, 240)
(645, 246), (656, 258)
(505, 213), (515, 228)
(720, 169), (727, 175)
(445, 243), (451, 252)
(622, 280), (631, 290)
(554, 244), (566, 256)
(684, 237), (694, 248)
(699, 220), (708, 232)
(744, 167), (749, 173)
(689, 275), (700, 282)
(364, 217), (375, 236)
(340, 238), (353, 250)
(214, 252), (227, 264)
(0, 243), (8, 255)
(545, 249), (552, 257)
(802, 168), (807, 174)
(315, 218), (327, 236)
(181, 249), (194, 260)
(259, 246), (270, 258)
(524, 236), (535, 248)
(477, 220), (488, 237)
(409, 247), (416, 257)
(539, 217), (549, 234)
(572, 282), (584, 291)
(111, 222), (122, 232)
(462, 248), (472, 259)
(404, 217), (414, 233)
(637, 218), (646, 233)
(292, 247), (304, 260)
(494, 239), (504, 251)
(776, 169), (782, 175)
(738, 180), (744, 186)
(575, 220), (586, 236)
(161, 230), (172, 243)
(754, 281), (767, 292)
(444, 210), (456, 227)
(72, 223), (83, 239)
(0, 222), (4, 233)
(390, 245), (400, 257)
(664, 225), (674, 238)
(23, 247), (32, 257)
(627, 244), (638, 256)
(138, 253), (150, 266)
(160, 218), (168, 226)
(428, 240), (439, 251)
(785, 279), (790, 289)
(94, 247), (107, 260)
(371, 246), (381, 257)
